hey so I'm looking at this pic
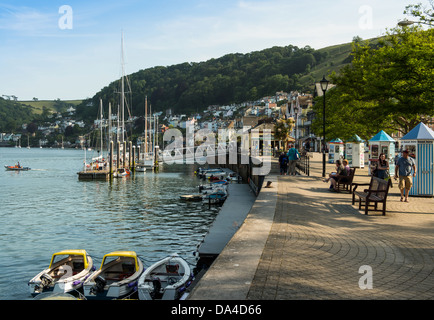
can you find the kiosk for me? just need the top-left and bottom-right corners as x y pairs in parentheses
(345, 135), (365, 168)
(328, 138), (344, 163)
(369, 130), (396, 176)
(400, 122), (434, 197)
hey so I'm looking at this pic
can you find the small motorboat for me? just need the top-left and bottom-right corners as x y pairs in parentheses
(199, 180), (228, 192)
(180, 194), (203, 201)
(195, 168), (224, 179)
(138, 254), (194, 300)
(135, 164), (147, 172)
(28, 250), (94, 297)
(5, 164), (31, 171)
(203, 189), (228, 204)
(113, 168), (130, 178)
(83, 251), (144, 300)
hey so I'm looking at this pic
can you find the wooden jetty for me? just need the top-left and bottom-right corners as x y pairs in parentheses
(77, 169), (111, 180)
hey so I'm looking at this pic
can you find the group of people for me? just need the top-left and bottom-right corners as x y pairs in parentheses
(323, 151), (417, 202)
(278, 145), (301, 176)
(323, 158), (351, 191)
(371, 151), (417, 202)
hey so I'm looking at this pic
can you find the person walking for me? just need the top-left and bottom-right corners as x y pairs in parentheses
(287, 145), (300, 176)
(394, 150), (417, 202)
(279, 152), (289, 175)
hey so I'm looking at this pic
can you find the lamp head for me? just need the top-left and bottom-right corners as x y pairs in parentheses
(320, 75), (329, 92)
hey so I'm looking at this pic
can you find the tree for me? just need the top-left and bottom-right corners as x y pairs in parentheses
(312, 24), (434, 139)
(274, 118), (295, 149)
(26, 122), (38, 134)
(404, 1), (434, 25)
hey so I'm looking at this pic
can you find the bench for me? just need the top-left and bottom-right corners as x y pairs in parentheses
(352, 177), (391, 216)
(335, 168), (357, 193)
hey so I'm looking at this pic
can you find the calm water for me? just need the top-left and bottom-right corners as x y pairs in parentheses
(0, 147), (220, 300)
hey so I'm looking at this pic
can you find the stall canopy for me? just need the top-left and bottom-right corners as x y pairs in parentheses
(400, 122), (434, 197)
(347, 134), (363, 143)
(369, 130), (395, 142)
(401, 122), (434, 140)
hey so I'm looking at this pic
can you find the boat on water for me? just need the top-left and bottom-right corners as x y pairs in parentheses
(28, 250), (94, 297)
(180, 194), (203, 201)
(4, 164), (31, 171)
(135, 164), (147, 172)
(137, 254), (193, 300)
(113, 168), (131, 178)
(83, 251), (144, 300)
(203, 189), (228, 204)
(195, 167), (223, 178)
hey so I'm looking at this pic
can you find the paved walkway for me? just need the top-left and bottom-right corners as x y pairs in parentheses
(189, 153), (434, 300)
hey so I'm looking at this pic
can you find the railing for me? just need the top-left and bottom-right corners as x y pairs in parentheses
(296, 152), (310, 176)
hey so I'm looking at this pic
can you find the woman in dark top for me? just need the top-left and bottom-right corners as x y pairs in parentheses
(375, 153), (389, 180)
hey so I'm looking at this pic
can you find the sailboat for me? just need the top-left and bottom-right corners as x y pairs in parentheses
(77, 99), (110, 180)
(136, 97), (159, 171)
(77, 32), (133, 180)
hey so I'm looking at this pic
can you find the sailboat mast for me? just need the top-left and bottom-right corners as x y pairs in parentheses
(108, 102), (112, 147)
(100, 98), (103, 158)
(149, 104), (152, 156)
(145, 96), (148, 154)
(121, 32), (126, 145)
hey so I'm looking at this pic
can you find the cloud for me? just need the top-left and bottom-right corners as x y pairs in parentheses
(0, 4), (57, 34)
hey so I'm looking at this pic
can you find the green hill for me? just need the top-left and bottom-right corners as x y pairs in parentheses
(19, 99), (82, 114)
(2, 39), (360, 131)
(79, 39), (358, 120)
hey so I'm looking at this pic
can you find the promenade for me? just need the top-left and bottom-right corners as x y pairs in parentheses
(188, 153), (434, 300)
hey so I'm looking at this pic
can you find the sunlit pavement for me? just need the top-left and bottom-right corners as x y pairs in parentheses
(189, 153), (434, 300)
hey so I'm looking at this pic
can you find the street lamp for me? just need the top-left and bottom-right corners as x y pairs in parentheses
(320, 75), (329, 178)
(398, 19), (432, 27)
(294, 104), (299, 148)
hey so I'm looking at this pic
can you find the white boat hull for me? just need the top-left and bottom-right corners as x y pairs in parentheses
(83, 254), (144, 300)
(28, 254), (94, 297)
(138, 254), (193, 300)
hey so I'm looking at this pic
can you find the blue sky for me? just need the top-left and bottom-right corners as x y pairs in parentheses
(0, 0), (414, 100)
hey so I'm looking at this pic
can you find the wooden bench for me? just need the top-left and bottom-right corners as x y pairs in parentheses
(352, 177), (391, 216)
(335, 168), (357, 193)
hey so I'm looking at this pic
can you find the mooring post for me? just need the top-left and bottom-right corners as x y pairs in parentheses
(109, 141), (114, 179)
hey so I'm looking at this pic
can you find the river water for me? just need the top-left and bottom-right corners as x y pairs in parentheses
(0, 147), (220, 300)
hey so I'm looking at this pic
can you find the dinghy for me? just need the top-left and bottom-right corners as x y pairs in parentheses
(5, 164), (31, 171)
(83, 251), (144, 300)
(28, 250), (94, 297)
(180, 194), (203, 201)
(203, 189), (228, 204)
(138, 254), (193, 300)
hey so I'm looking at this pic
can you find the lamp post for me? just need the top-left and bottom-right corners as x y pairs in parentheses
(320, 75), (329, 178)
(397, 19), (432, 27)
(294, 104), (299, 149)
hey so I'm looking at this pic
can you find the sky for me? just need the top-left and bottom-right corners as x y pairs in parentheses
(0, 0), (415, 101)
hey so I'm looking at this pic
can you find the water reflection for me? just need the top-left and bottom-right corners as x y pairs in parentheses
(0, 149), (219, 299)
